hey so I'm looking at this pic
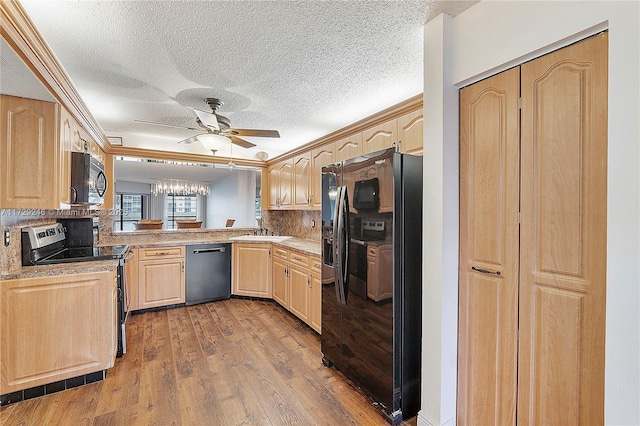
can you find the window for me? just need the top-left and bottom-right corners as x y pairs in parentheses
(115, 194), (146, 231)
(166, 194), (198, 229)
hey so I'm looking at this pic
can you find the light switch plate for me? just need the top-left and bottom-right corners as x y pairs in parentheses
(3, 228), (9, 246)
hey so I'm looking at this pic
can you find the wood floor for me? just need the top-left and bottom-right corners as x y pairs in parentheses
(0, 298), (417, 425)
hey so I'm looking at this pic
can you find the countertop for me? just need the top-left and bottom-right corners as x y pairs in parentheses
(2, 236), (321, 281)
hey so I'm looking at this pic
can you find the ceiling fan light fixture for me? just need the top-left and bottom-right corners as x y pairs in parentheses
(196, 133), (230, 152)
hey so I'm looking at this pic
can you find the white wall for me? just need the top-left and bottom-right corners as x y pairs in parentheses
(206, 170), (258, 228)
(421, 1), (640, 425)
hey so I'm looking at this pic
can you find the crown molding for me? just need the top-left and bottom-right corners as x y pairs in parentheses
(109, 146), (266, 169)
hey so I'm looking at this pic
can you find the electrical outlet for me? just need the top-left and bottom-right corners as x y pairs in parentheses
(3, 228), (9, 246)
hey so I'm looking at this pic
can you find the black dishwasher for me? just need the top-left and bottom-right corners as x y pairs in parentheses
(186, 243), (231, 305)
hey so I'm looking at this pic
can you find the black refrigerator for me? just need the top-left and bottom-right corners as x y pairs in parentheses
(321, 147), (422, 424)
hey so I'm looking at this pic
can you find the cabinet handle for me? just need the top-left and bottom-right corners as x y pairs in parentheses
(307, 275), (311, 288)
(154, 251), (171, 256)
(182, 261), (185, 272)
(308, 195), (312, 206)
(269, 248), (272, 258)
(472, 266), (501, 276)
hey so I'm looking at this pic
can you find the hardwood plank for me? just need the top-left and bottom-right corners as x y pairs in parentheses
(1, 298), (416, 425)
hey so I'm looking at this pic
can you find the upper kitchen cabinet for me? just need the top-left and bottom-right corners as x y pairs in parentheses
(310, 145), (335, 209)
(334, 133), (362, 162)
(362, 119), (398, 154)
(0, 95), (61, 209)
(267, 159), (293, 209)
(293, 152), (311, 209)
(397, 109), (423, 156)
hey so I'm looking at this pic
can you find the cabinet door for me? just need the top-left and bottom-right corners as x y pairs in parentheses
(377, 158), (394, 213)
(267, 166), (280, 209)
(59, 106), (73, 205)
(334, 133), (362, 162)
(293, 153), (311, 209)
(272, 257), (289, 308)
(397, 109), (423, 155)
(0, 270), (115, 393)
(288, 264), (309, 322)
(310, 145), (335, 209)
(0, 95), (59, 209)
(458, 67), (521, 426)
(278, 160), (293, 208)
(233, 243), (272, 298)
(309, 257), (322, 333)
(362, 119), (397, 154)
(138, 258), (185, 309)
(125, 248), (139, 311)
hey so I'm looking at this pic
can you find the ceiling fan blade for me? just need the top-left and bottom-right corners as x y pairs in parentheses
(229, 135), (256, 148)
(228, 128), (280, 138)
(135, 119), (201, 132)
(193, 108), (220, 131)
(177, 135), (202, 144)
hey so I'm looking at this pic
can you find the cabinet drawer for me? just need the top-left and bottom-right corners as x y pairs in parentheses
(138, 246), (185, 260)
(273, 246), (288, 260)
(309, 257), (322, 274)
(289, 252), (309, 268)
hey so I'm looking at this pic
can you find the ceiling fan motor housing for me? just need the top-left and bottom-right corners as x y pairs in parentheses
(206, 98), (231, 130)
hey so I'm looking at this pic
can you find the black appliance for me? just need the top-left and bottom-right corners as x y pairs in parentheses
(70, 151), (107, 205)
(321, 147), (422, 424)
(21, 222), (131, 357)
(185, 243), (232, 305)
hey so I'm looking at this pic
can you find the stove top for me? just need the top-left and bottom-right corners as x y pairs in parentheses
(21, 222), (129, 266)
(36, 245), (129, 265)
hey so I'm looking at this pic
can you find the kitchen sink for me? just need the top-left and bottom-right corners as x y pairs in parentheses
(229, 235), (292, 242)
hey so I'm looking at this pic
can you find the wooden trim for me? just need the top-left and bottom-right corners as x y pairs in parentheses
(0, 0), (109, 152)
(108, 146), (267, 169)
(267, 93), (422, 165)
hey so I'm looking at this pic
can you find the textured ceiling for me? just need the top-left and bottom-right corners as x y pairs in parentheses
(19, 0), (477, 161)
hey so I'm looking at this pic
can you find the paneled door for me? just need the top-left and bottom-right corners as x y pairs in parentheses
(517, 32), (608, 425)
(458, 66), (521, 425)
(457, 32), (608, 425)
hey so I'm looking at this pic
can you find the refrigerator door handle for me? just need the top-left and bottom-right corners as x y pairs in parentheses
(333, 186), (343, 304)
(334, 186), (348, 305)
(342, 187), (350, 304)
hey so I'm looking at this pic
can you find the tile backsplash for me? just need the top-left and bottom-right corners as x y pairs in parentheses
(261, 210), (321, 241)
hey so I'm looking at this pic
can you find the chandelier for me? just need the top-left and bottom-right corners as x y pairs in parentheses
(151, 180), (210, 196)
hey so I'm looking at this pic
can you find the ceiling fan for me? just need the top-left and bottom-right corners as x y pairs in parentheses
(135, 98), (280, 151)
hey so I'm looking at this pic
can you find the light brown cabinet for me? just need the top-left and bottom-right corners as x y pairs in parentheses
(0, 270), (116, 394)
(233, 243), (272, 298)
(288, 252), (310, 322)
(308, 257), (322, 333)
(0, 95), (60, 209)
(125, 248), (140, 311)
(362, 119), (397, 154)
(272, 246), (289, 307)
(457, 34), (608, 425)
(293, 153), (311, 209)
(137, 246), (185, 309)
(334, 133), (362, 162)
(267, 160), (293, 209)
(397, 109), (423, 156)
(310, 145), (335, 209)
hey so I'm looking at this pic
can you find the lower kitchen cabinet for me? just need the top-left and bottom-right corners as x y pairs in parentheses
(309, 258), (322, 333)
(0, 270), (116, 394)
(137, 246), (185, 309)
(125, 247), (139, 311)
(233, 243), (272, 298)
(288, 252), (310, 323)
(272, 247), (289, 307)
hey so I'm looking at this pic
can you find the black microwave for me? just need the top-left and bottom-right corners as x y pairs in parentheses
(353, 178), (379, 211)
(70, 152), (107, 205)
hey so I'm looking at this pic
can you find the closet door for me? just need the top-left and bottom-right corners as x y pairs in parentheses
(518, 33), (608, 425)
(457, 67), (521, 425)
